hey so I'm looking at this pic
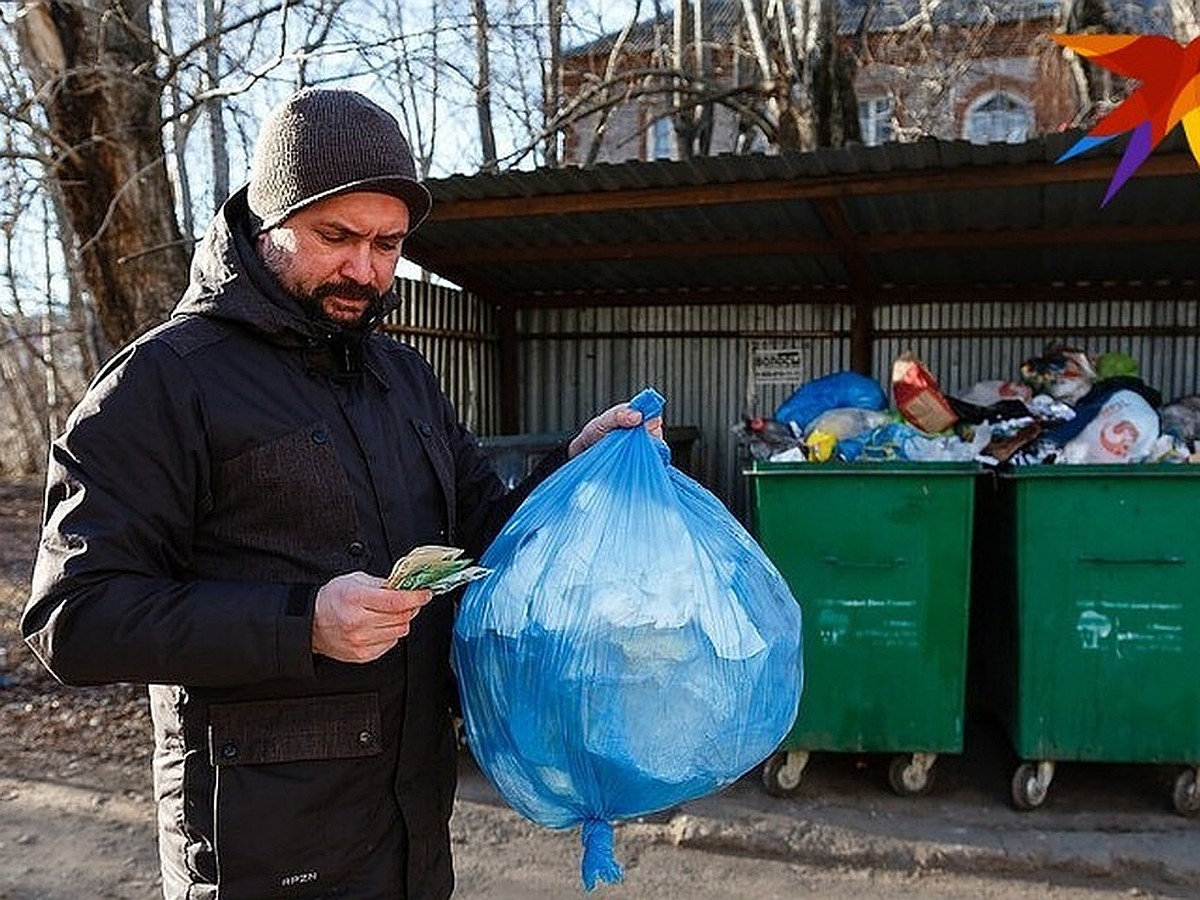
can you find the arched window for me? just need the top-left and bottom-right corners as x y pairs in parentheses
(858, 96), (894, 147)
(647, 116), (674, 160)
(964, 92), (1033, 144)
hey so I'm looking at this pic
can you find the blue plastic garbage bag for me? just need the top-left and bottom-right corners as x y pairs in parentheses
(839, 421), (926, 461)
(775, 371), (887, 431)
(453, 388), (804, 890)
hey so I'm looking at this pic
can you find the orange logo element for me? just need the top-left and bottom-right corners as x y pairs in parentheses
(1052, 34), (1200, 205)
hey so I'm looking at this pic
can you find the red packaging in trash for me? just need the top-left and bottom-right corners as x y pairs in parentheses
(891, 352), (958, 434)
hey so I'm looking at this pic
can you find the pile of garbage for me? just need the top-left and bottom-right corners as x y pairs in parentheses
(735, 347), (1200, 466)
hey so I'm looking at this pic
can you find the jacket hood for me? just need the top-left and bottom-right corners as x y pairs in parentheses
(174, 185), (400, 345)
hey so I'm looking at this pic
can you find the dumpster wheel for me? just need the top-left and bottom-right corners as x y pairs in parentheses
(1172, 768), (1200, 817)
(761, 750), (808, 797)
(888, 752), (937, 797)
(1011, 761), (1055, 810)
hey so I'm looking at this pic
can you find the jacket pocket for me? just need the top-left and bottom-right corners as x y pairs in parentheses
(204, 421), (359, 580)
(207, 693), (391, 899)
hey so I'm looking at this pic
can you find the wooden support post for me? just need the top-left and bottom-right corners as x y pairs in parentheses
(850, 297), (873, 377)
(496, 303), (520, 433)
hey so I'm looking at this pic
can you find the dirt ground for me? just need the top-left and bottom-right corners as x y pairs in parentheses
(0, 478), (158, 899)
(2, 477), (1194, 900)
(0, 480), (152, 778)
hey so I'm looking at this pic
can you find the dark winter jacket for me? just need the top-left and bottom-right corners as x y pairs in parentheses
(22, 187), (558, 900)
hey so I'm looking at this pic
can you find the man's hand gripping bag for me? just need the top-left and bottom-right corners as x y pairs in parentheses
(453, 389), (804, 890)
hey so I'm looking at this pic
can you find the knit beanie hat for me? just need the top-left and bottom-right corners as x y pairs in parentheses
(247, 87), (432, 233)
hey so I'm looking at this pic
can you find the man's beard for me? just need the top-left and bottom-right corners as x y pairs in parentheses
(306, 280), (386, 330)
(260, 239), (385, 330)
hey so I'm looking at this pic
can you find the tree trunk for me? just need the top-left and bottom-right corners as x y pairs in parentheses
(155, 0), (195, 246)
(47, 186), (103, 377)
(787, 0), (820, 150)
(199, 0), (230, 210)
(583, 9), (639, 166)
(15, 0), (189, 351)
(1, 224), (52, 470)
(471, 0), (499, 173)
(812, 0), (859, 147)
(1060, 0), (1116, 124)
(542, 0), (563, 167)
(0, 346), (47, 474)
(1169, 0), (1200, 42)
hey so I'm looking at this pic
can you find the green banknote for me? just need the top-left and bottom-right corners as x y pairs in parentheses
(385, 545), (492, 594)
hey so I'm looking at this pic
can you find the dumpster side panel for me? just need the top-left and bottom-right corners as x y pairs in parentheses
(750, 464), (974, 755)
(1007, 468), (1200, 763)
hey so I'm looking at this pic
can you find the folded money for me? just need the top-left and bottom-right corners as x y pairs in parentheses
(386, 544), (492, 594)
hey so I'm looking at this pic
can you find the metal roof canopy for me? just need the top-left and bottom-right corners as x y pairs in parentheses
(404, 131), (1200, 431)
(404, 130), (1200, 316)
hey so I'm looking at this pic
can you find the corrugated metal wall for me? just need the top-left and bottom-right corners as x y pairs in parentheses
(385, 279), (500, 435)
(519, 298), (1200, 521)
(518, 304), (853, 520)
(390, 281), (1200, 522)
(872, 300), (1200, 400)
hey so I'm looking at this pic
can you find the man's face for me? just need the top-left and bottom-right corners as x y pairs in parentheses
(259, 191), (411, 329)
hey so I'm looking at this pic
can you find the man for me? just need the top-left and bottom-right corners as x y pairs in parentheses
(22, 88), (658, 900)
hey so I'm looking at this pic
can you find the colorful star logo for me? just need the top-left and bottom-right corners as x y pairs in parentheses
(1053, 33), (1200, 206)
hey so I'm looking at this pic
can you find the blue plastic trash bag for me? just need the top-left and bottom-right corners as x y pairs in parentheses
(838, 421), (927, 461)
(775, 371), (887, 431)
(453, 388), (804, 890)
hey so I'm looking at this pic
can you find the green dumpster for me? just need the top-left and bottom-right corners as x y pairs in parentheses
(977, 465), (1200, 815)
(747, 461), (976, 797)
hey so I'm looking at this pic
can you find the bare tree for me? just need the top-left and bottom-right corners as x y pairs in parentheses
(551, 0), (1188, 163)
(471, 0), (499, 172)
(543, 0), (565, 166)
(154, 0), (195, 239)
(732, 0), (862, 151)
(810, 0), (862, 148)
(580, 8), (641, 165)
(1060, 0), (1117, 125)
(554, 0), (860, 162)
(199, 0), (230, 208)
(1168, 0), (1200, 41)
(1, 224), (55, 471)
(1, 0), (407, 474)
(368, 1), (440, 177)
(674, 0), (712, 156)
(13, 1), (189, 350)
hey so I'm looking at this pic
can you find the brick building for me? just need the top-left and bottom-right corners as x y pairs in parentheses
(561, 0), (1173, 163)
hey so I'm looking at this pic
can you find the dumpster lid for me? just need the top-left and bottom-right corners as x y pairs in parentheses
(745, 460), (980, 476)
(997, 463), (1200, 480)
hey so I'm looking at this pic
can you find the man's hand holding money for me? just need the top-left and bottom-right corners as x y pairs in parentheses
(312, 546), (491, 663)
